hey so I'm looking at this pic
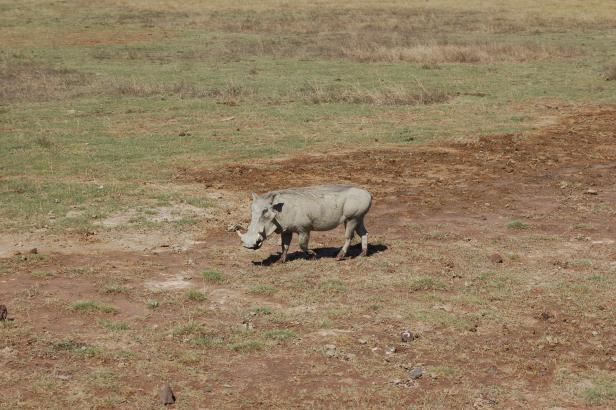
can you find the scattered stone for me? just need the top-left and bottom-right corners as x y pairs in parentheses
(160, 384), (175, 405)
(343, 353), (356, 361)
(56, 374), (71, 381)
(358, 338), (368, 345)
(585, 189), (598, 195)
(592, 331), (599, 336)
(408, 367), (423, 380)
(391, 378), (403, 386)
(489, 253), (503, 264)
(0, 305), (7, 321)
(467, 323), (478, 332)
(29, 248), (38, 254)
(401, 330), (414, 343)
(385, 346), (397, 355)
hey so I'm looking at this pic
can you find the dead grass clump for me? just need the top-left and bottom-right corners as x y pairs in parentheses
(604, 64), (616, 81)
(109, 79), (254, 104)
(340, 42), (579, 64)
(299, 83), (450, 106)
(0, 57), (90, 103)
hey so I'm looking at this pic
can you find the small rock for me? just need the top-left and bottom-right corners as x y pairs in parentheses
(0, 305), (7, 321)
(57, 374), (71, 381)
(29, 248), (38, 255)
(408, 367), (423, 380)
(585, 189), (598, 195)
(160, 384), (175, 405)
(401, 330), (414, 343)
(592, 331), (599, 336)
(385, 346), (397, 355)
(489, 253), (503, 264)
(358, 338), (368, 345)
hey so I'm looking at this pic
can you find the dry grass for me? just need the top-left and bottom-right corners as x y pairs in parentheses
(0, 57), (90, 103)
(605, 64), (616, 81)
(299, 83), (451, 106)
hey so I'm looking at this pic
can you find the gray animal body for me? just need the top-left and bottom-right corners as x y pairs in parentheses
(237, 185), (372, 263)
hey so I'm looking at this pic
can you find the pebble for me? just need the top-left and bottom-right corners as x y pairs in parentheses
(409, 367), (423, 380)
(385, 346), (397, 355)
(29, 248), (38, 254)
(358, 339), (368, 345)
(489, 253), (503, 264)
(160, 384), (176, 405)
(585, 189), (598, 195)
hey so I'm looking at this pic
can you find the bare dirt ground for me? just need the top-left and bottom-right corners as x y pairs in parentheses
(2, 106), (616, 408)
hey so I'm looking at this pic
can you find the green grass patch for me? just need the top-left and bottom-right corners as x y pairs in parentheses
(201, 270), (223, 283)
(248, 284), (278, 296)
(186, 289), (207, 301)
(229, 340), (264, 352)
(507, 220), (529, 230)
(320, 279), (348, 293)
(263, 329), (297, 341)
(98, 318), (129, 331)
(408, 277), (448, 292)
(71, 300), (117, 314)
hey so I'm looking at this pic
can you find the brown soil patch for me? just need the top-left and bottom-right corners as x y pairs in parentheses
(3, 107), (616, 408)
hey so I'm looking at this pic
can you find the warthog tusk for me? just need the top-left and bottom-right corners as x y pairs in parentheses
(236, 230), (244, 238)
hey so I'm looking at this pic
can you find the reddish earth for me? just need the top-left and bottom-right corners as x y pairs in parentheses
(2, 107), (616, 408)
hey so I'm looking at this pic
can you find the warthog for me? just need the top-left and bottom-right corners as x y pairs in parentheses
(237, 185), (372, 263)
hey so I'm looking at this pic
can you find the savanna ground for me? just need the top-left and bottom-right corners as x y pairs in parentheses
(1, 0), (616, 408)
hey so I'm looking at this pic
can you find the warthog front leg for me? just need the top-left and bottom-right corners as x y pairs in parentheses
(337, 219), (358, 260)
(279, 231), (292, 263)
(299, 231), (317, 259)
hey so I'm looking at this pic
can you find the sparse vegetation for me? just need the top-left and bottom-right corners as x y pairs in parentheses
(71, 300), (117, 314)
(202, 270), (224, 283)
(186, 289), (207, 301)
(507, 220), (529, 230)
(248, 285), (279, 296)
(2, 0), (616, 408)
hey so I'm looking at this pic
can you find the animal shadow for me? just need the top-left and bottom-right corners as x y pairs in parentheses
(253, 243), (387, 266)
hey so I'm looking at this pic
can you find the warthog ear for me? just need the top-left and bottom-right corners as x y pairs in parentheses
(251, 192), (258, 200)
(272, 202), (284, 213)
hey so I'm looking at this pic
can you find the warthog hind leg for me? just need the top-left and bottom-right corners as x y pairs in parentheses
(337, 219), (358, 260)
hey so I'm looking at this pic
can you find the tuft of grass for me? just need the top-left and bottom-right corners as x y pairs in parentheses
(104, 283), (130, 294)
(229, 340), (264, 352)
(582, 378), (616, 405)
(71, 300), (117, 314)
(507, 220), (529, 229)
(263, 329), (297, 341)
(249, 306), (272, 316)
(147, 300), (160, 309)
(408, 277), (448, 292)
(201, 270), (223, 283)
(31, 271), (54, 278)
(98, 318), (129, 331)
(186, 289), (207, 301)
(320, 279), (348, 293)
(248, 284), (279, 296)
(51, 340), (103, 358)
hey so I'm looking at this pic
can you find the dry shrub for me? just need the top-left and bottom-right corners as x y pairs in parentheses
(0, 56), (90, 103)
(298, 83), (450, 106)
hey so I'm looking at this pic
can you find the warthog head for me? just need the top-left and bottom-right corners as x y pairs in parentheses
(237, 193), (281, 250)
